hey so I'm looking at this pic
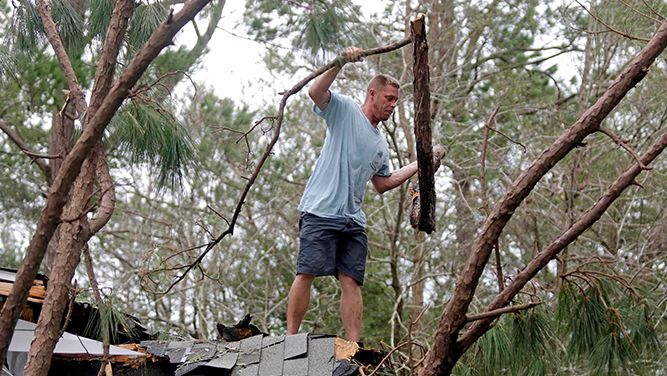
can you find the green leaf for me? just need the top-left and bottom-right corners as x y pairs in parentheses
(108, 99), (195, 190)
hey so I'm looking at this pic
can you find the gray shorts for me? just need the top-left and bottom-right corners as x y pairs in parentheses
(297, 212), (368, 285)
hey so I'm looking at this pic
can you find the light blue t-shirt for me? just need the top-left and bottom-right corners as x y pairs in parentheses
(298, 91), (392, 227)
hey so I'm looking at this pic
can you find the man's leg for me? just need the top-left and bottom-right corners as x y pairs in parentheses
(287, 273), (315, 335)
(339, 272), (362, 342)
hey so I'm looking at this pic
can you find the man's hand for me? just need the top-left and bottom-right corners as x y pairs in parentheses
(340, 47), (363, 64)
(432, 145), (447, 173)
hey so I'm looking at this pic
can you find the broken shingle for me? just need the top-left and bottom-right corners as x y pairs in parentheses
(283, 333), (308, 360)
(307, 336), (335, 376)
(207, 351), (238, 369)
(258, 336), (284, 376)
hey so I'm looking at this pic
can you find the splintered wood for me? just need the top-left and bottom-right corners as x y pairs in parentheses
(410, 145), (447, 229)
(411, 14), (437, 233)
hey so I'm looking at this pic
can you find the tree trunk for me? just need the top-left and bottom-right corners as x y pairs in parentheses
(23, 154), (95, 376)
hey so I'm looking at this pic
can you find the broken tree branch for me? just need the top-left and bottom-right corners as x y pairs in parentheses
(411, 14), (436, 233)
(160, 35), (414, 294)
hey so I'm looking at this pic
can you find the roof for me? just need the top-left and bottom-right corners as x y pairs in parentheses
(6, 319), (146, 376)
(9, 319), (144, 357)
(140, 333), (363, 376)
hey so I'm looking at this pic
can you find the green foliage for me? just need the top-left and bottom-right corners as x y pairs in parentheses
(49, 0), (84, 53)
(557, 280), (662, 374)
(84, 298), (140, 344)
(109, 99), (195, 190)
(9, 0), (44, 52)
(127, 2), (169, 53)
(244, 0), (366, 59)
(87, 0), (114, 41)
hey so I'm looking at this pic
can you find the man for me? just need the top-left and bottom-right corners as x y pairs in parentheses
(286, 48), (423, 342)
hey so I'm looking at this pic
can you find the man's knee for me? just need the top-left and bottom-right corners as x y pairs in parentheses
(338, 272), (361, 291)
(295, 273), (315, 284)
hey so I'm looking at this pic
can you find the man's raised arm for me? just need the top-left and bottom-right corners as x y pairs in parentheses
(308, 47), (363, 111)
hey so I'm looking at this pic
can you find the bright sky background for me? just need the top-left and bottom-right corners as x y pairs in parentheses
(181, 1), (391, 106)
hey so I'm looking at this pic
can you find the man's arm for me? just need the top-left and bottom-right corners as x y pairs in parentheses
(308, 65), (343, 111)
(308, 47), (363, 111)
(372, 145), (447, 194)
(371, 161), (418, 194)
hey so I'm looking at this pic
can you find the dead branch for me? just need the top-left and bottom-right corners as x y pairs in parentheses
(599, 127), (650, 170)
(465, 301), (541, 322)
(0, 119), (52, 182)
(159, 35), (413, 295)
(35, 0), (87, 115)
(574, 0), (651, 42)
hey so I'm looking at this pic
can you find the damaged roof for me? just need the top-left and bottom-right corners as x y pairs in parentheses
(141, 333), (361, 376)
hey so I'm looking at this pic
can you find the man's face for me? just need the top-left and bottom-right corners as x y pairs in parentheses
(371, 85), (400, 122)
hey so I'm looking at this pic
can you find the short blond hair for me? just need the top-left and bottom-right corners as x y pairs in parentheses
(367, 74), (400, 92)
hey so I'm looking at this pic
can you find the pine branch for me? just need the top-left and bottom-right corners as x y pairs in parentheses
(35, 0), (87, 115)
(419, 21), (667, 376)
(460, 129), (667, 351)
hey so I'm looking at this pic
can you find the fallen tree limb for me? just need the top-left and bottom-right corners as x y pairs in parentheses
(160, 35), (414, 294)
(411, 14), (436, 233)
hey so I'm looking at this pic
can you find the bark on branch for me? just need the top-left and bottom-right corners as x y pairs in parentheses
(418, 21), (667, 376)
(0, 0), (214, 366)
(36, 0), (88, 115)
(411, 14), (436, 233)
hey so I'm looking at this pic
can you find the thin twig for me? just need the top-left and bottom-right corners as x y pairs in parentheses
(56, 283), (78, 339)
(599, 127), (651, 170)
(480, 105), (500, 214)
(618, 0), (662, 23)
(641, 0), (665, 21)
(366, 341), (410, 376)
(574, 0), (651, 41)
(0, 119), (52, 181)
(465, 301), (542, 322)
(487, 125), (527, 153)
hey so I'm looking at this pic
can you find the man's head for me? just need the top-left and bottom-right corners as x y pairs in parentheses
(363, 74), (400, 125)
